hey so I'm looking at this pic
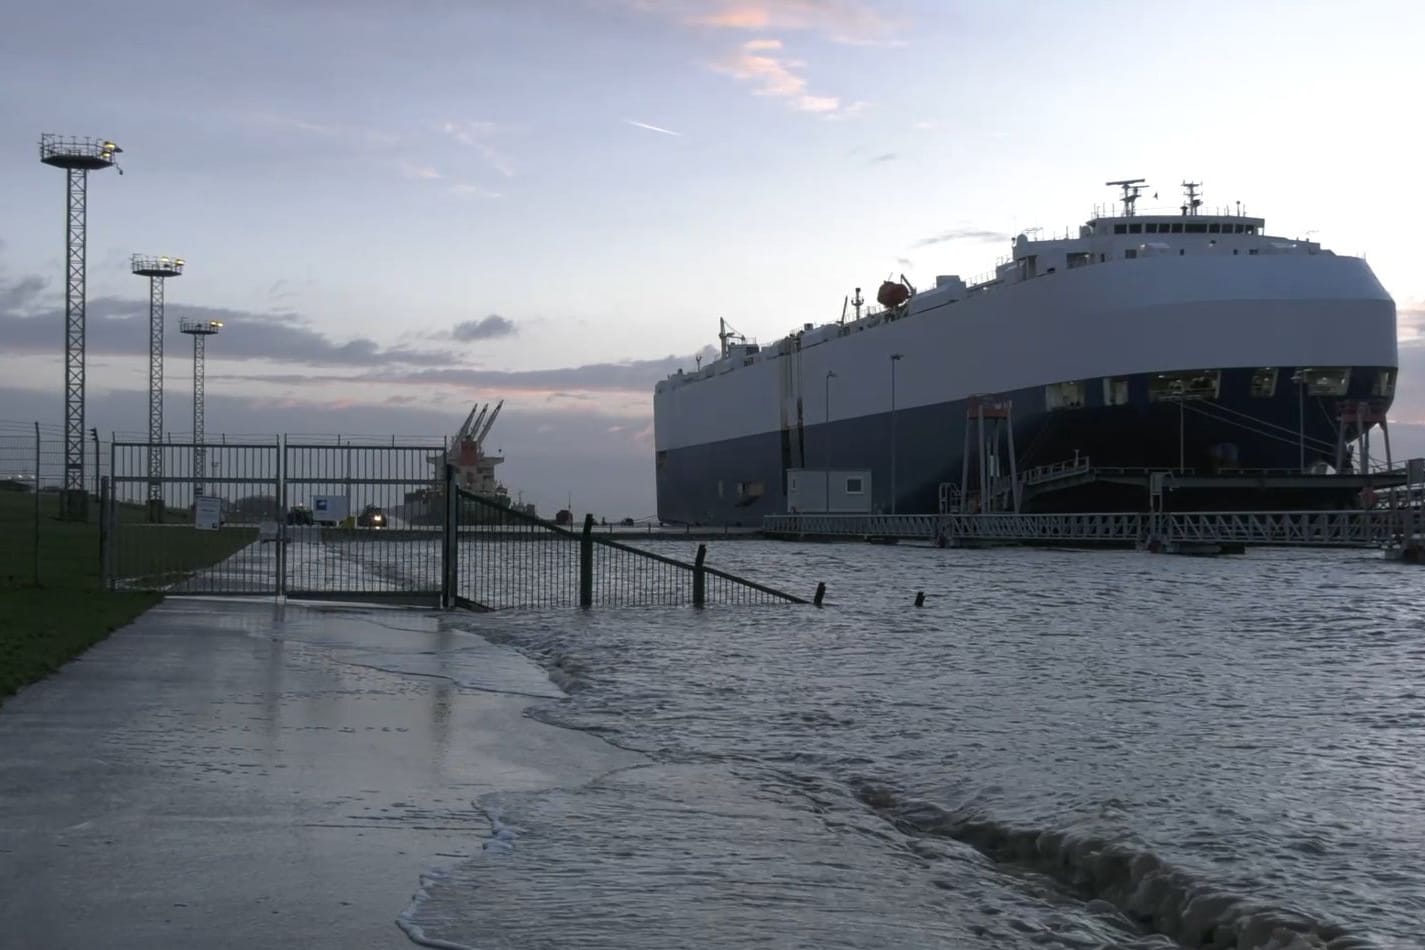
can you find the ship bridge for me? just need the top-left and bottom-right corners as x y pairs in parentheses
(999, 180), (1325, 284)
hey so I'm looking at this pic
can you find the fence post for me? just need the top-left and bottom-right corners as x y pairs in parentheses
(692, 543), (707, 608)
(33, 422), (41, 587)
(91, 428), (100, 512)
(442, 463), (458, 608)
(276, 436), (287, 599)
(579, 513), (595, 608)
(99, 476), (111, 590)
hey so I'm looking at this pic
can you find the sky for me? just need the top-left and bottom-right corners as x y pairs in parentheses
(2, 0), (1423, 517)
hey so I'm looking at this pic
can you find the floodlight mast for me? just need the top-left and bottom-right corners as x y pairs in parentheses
(180, 319), (223, 499)
(39, 134), (122, 520)
(132, 254), (185, 520)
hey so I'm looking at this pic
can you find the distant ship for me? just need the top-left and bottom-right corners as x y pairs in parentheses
(654, 180), (1398, 524)
(398, 400), (537, 523)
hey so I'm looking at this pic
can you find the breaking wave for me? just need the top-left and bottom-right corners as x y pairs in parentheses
(851, 780), (1384, 950)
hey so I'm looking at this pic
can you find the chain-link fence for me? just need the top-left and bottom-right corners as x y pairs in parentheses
(0, 422), (116, 588)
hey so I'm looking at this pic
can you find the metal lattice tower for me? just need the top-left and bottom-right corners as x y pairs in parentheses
(132, 255), (185, 520)
(180, 319), (222, 498)
(39, 134), (122, 520)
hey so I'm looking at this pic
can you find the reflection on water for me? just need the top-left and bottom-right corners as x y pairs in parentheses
(401, 543), (1425, 949)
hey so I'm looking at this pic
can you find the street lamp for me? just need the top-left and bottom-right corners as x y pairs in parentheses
(889, 353), (902, 514)
(825, 370), (837, 514)
(1290, 369), (1307, 472)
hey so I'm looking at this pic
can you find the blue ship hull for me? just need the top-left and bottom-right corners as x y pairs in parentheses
(655, 366), (1395, 525)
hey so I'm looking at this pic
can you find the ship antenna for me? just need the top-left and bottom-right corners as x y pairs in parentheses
(1181, 181), (1202, 217)
(719, 317), (729, 358)
(851, 286), (864, 320)
(1105, 178), (1146, 217)
(841, 295), (849, 325)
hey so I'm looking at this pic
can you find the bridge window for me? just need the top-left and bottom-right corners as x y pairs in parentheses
(1114, 224), (1127, 234)
(1046, 380), (1084, 409)
(845, 477), (864, 494)
(1171, 223), (1183, 233)
(1185, 223), (1207, 233)
(1128, 223), (1142, 234)
(1103, 378), (1130, 405)
(1251, 367), (1277, 397)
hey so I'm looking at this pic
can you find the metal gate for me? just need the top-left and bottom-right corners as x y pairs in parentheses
(106, 440), (281, 595)
(281, 442), (443, 604)
(105, 440), (444, 604)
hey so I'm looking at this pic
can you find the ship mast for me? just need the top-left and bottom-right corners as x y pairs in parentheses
(718, 317), (748, 359)
(1181, 181), (1202, 216)
(1105, 178), (1147, 217)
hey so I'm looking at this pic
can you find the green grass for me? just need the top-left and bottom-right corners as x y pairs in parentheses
(0, 491), (247, 704)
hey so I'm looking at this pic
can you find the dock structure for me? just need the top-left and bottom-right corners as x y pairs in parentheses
(763, 502), (1424, 554)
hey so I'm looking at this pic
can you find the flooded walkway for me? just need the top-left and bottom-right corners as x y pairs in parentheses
(0, 599), (640, 949)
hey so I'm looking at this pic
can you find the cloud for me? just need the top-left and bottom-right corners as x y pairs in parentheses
(672, 0), (904, 46)
(1399, 301), (1424, 343)
(913, 227), (1014, 247)
(441, 120), (516, 178)
(868, 152), (897, 164)
(399, 161), (444, 181)
(712, 38), (845, 114)
(451, 315), (517, 341)
(247, 111), (399, 148)
(0, 274), (46, 312)
(624, 118), (682, 136)
(347, 347), (721, 396)
(449, 183), (502, 199)
(895, 257), (913, 269)
(0, 278), (452, 369)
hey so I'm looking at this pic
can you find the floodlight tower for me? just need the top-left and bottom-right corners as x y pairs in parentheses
(39, 134), (123, 520)
(131, 254), (184, 520)
(180, 319), (223, 499)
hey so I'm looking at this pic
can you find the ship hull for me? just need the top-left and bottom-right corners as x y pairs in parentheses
(655, 364), (1397, 524)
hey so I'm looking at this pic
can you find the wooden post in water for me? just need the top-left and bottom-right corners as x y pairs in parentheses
(579, 513), (595, 608)
(813, 582), (826, 607)
(692, 543), (707, 607)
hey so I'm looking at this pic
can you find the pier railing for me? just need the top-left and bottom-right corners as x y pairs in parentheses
(447, 471), (808, 610)
(764, 509), (1415, 549)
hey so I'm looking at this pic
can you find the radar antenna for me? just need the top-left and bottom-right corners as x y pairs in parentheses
(1105, 178), (1147, 217)
(717, 317), (747, 359)
(1180, 181), (1202, 217)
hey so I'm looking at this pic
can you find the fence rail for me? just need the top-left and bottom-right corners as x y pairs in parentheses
(450, 474), (807, 610)
(764, 508), (1421, 549)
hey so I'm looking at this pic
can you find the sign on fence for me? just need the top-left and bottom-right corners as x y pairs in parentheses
(194, 495), (223, 531)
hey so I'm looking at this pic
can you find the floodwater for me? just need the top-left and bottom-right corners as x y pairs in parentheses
(397, 541), (1425, 950)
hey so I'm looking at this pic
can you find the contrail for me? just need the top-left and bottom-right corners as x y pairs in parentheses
(623, 119), (681, 136)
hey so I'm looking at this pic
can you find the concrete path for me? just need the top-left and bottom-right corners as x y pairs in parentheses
(0, 598), (640, 949)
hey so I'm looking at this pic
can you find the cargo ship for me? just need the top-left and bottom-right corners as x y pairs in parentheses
(653, 180), (1399, 524)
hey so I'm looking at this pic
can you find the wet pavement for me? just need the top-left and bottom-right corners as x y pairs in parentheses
(0, 598), (641, 949)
